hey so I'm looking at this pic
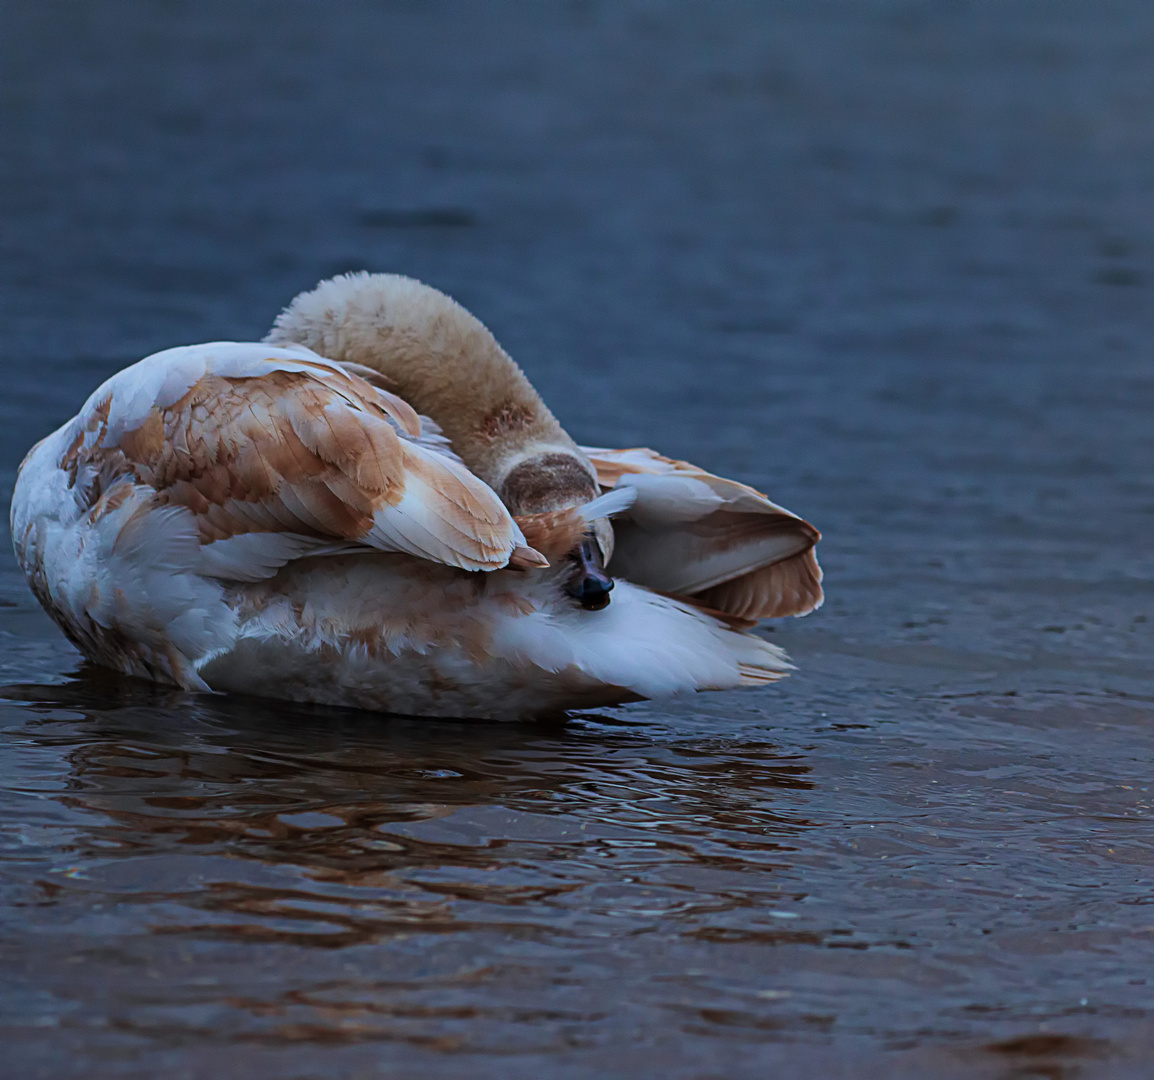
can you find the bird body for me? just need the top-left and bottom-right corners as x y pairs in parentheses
(11, 275), (822, 719)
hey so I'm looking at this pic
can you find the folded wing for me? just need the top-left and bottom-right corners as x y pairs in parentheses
(581, 446), (823, 623)
(69, 343), (531, 582)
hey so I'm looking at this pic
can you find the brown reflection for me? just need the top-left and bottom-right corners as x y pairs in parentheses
(1, 669), (818, 955)
(685, 927), (824, 946)
(984, 1032), (1110, 1059)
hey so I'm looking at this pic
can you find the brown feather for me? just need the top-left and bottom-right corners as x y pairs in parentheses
(693, 548), (824, 621)
(79, 365), (520, 573)
(513, 508), (588, 563)
(655, 594), (760, 631)
(584, 445), (823, 621)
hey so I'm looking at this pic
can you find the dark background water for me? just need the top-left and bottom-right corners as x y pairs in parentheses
(3, 1), (1154, 1077)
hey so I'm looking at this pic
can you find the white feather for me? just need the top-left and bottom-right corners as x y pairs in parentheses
(491, 580), (789, 698)
(576, 485), (637, 522)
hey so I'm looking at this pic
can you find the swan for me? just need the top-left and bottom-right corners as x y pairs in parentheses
(9, 273), (823, 719)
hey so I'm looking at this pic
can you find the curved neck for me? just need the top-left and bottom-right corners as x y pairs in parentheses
(266, 273), (597, 512)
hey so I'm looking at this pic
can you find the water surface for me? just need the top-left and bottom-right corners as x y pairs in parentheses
(3, 2), (1154, 1076)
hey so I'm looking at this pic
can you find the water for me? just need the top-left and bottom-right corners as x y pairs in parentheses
(2, 2), (1154, 1076)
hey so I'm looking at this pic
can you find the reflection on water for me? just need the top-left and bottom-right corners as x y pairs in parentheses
(16, 672), (813, 946)
(4, 669), (1154, 1077)
(2, 672), (828, 1074)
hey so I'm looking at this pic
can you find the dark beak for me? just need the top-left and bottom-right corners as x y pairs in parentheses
(564, 535), (614, 610)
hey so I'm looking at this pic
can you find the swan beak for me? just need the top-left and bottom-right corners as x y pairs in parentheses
(565, 535), (615, 610)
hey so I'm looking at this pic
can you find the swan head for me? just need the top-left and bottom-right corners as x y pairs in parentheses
(267, 272), (618, 607)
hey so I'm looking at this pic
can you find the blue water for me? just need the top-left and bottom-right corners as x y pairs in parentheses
(3, 2), (1154, 1076)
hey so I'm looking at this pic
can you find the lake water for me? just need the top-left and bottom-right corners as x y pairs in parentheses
(3, 2), (1154, 1076)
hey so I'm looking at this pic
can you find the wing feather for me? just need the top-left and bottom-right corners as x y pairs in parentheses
(72, 343), (529, 582)
(581, 446), (823, 620)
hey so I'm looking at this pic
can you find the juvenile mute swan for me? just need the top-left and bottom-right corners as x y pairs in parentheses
(10, 273), (822, 719)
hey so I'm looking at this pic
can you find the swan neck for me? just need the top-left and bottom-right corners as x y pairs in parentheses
(266, 273), (597, 507)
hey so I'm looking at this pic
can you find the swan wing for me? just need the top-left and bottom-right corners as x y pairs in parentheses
(580, 446), (822, 621)
(63, 342), (530, 581)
